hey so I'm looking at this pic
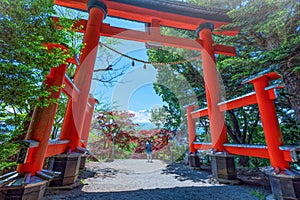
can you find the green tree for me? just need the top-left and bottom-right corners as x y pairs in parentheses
(216, 0), (300, 147)
(148, 0), (299, 167)
(0, 0), (79, 172)
(221, 0), (300, 123)
(150, 107), (168, 129)
(148, 46), (204, 132)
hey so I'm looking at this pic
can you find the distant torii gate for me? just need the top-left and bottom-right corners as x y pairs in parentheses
(0, 1), (299, 200)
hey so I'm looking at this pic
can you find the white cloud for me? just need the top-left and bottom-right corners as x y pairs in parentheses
(130, 110), (151, 123)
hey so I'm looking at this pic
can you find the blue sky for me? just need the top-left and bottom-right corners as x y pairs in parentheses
(91, 17), (166, 119)
(129, 84), (165, 111)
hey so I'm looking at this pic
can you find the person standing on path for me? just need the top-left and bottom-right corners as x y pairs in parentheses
(146, 139), (152, 163)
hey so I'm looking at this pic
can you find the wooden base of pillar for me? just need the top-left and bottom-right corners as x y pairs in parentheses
(188, 154), (201, 168)
(211, 154), (237, 180)
(47, 153), (81, 187)
(0, 177), (46, 200)
(79, 154), (87, 170)
(268, 173), (300, 200)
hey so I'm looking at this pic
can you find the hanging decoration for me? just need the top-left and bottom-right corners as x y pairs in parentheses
(99, 43), (201, 69)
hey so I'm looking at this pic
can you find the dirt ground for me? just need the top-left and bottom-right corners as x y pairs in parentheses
(44, 159), (271, 200)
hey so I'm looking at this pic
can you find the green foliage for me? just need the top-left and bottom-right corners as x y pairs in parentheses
(188, 0), (243, 10)
(250, 189), (267, 200)
(0, 142), (20, 173)
(222, 0), (300, 123)
(0, 0), (80, 173)
(147, 0), (299, 169)
(216, 0), (300, 144)
(51, 93), (68, 139)
(225, 0), (300, 70)
(150, 107), (169, 129)
(148, 47), (203, 131)
(0, 0), (80, 137)
(175, 149), (187, 163)
(249, 157), (270, 170)
(87, 132), (99, 143)
(277, 108), (300, 145)
(153, 83), (184, 131)
(187, 0), (300, 142)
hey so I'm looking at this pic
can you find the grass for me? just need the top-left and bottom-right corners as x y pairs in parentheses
(250, 189), (267, 200)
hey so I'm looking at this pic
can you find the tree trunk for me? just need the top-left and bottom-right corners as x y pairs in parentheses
(282, 69), (300, 123)
(238, 156), (249, 167)
(107, 140), (112, 160)
(51, 127), (59, 139)
(13, 110), (34, 141)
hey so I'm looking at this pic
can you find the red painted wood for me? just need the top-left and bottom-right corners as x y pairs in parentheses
(53, 17), (237, 54)
(62, 75), (80, 101)
(191, 108), (209, 119)
(193, 143), (293, 162)
(80, 97), (97, 148)
(54, 0), (238, 36)
(198, 26), (228, 152)
(218, 93), (257, 112)
(224, 145), (270, 159)
(214, 44), (236, 56)
(101, 24), (203, 51)
(17, 44), (69, 175)
(186, 105), (197, 153)
(59, 6), (106, 151)
(194, 142), (212, 151)
(45, 142), (69, 158)
(250, 73), (289, 170)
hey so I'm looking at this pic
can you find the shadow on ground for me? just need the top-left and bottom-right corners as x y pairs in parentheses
(79, 169), (96, 179)
(161, 162), (211, 183)
(45, 185), (264, 200)
(44, 161), (270, 200)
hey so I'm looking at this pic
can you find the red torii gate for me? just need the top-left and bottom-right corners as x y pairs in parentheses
(0, 1), (299, 200)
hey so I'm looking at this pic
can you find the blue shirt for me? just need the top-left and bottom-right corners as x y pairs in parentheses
(146, 142), (152, 153)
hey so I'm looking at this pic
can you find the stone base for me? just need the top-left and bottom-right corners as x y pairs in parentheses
(79, 154), (87, 170)
(46, 180), (82, 190)
(211, 154), (237, 180)
(188, 154), (201, 168)
(269, 173), (300, 200)
(0, 177), (46, 200)
(47, 153), (81, 187)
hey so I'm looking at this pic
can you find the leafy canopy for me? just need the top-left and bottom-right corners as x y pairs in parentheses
(0, 0), (80, 172)
(0, 0), (79, 135)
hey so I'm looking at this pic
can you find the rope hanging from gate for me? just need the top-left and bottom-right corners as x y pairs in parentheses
(99, 43), (201, 69)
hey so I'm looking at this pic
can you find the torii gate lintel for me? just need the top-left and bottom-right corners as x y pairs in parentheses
(54, 0), (238, 36)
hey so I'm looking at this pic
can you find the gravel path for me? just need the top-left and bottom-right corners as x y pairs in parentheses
(44, 159), (269, 200)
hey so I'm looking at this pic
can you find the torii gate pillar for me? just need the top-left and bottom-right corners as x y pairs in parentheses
(48, 0), (107, 187)
(197, 23), (236, 181)
(197, 23), (228, 152)
(60, 0), (107, 150)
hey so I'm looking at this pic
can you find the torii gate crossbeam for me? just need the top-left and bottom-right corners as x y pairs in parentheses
(54, 0), (238, 35)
